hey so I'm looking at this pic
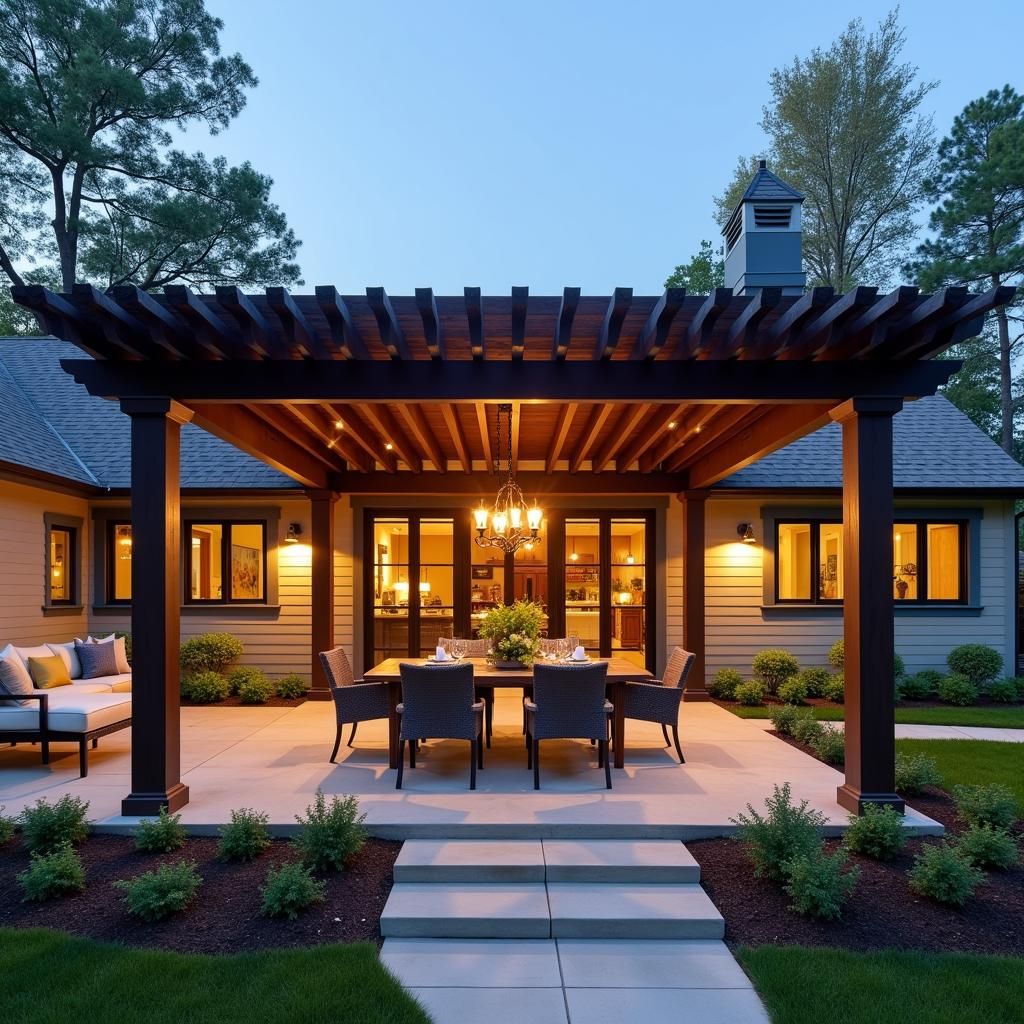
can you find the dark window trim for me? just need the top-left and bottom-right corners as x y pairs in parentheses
(43, 512), (83, 611)
(184, 519), (269, 606)
(773, 518), (843, 605)
(106, 520), (132, 606)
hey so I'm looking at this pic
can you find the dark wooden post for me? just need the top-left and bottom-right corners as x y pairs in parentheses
(121, 398), (192, 815)
(833, 397), (905, 814)
(681, 490), (709, 700)
(308, 489), (338, 700)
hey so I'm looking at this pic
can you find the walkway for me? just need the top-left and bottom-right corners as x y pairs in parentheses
(747, 719), (1024, 743)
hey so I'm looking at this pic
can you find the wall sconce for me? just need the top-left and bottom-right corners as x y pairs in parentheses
(285, 523), (303, 544)
(737, 522), (756, 544)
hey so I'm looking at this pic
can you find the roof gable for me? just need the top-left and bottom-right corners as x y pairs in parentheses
(741, 164), (805, 203)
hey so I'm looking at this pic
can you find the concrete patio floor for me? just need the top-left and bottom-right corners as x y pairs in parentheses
(0, 697), (941, 838)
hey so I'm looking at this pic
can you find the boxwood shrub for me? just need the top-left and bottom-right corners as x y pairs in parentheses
(134, 807), (187, 854)
(19, 795), (89, 855)
(181, 671), (228, 704)
(895, 752), (943, 795)
(937, 673), (978, 707)
(828, 639), (844, 669)
(238, 675), (274, 705)
(793, 667), (832, 698)
(809, 724), (845, 765)
(260, 862), (326, 919)
(226, 665), (267, 696)
(179, 633), (243, 675)
(708, 668), (743, 701)
(730, 782), (827, 881)
(752, 649), (800, 696)
(955, 824), (1019, 870)
(734, 680), (766, 707)
(783, 847), (859, 920)
(292, 791), (366, 872)
(952, 784), (1018, 830)
(821, 673), (845, 704)
(908, 843), (984, 907)
(946, 643), (1002, 686)
(987, 678), (1019, 703)
(777, 677), (808, 706)
(115, 861), (201, 921)
(899, 671), (939, 701)
(843, 805), (905, 860)
(275, 674), (309, 700)
(18, 844), (86, 902)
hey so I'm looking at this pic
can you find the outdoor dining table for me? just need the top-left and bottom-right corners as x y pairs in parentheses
(363, 656), (652, 770)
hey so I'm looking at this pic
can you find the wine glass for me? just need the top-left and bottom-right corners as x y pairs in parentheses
(558, 638), (570, 661)
(452, 637), (465, 661)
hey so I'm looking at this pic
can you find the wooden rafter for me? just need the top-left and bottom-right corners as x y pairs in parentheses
(245, 404), (344, 471)
(325, 403), (397, 472)
(779, 286), (878, 360)
(678, 288), (731, 358)
(163, 285), (237, 359)
(360, 403), (422, 472)
(71, 283), (163, 360)
(217, 286), (286, 359)
(754, 286), (834, 358)
(112, 285), (203, 360)
(511, 287), (528, 360)
(593, 288), (633, 359)
(465, 287), (484, 360)
(395, 403), (448, 472)
(715, 287), (781, 359)
(510, 401), (521, 473)
(415, 287), (444, 360)
(569, 404), (615, 472)
(551, 287), (581, 360)
(366, 287), (410, 360)
(615, 402), (687, 472)
(12, 285), (106, 358)
(821, 285), (920, 360)
(476, 402), (493, 472)
(665, 406), (768, 473)
(314, 286), (368, 359)
(546, 402), (578, 473)
(866, 287), (970, 361)
(267, 287), (329, 360)
(901, 285), (1016, 359)
(638, 405), (722, 473)
(281, 403), (372, 473)
(632, 288), (686, 359)
(590, 403), (650, 472)
(440, 404), (471, 472)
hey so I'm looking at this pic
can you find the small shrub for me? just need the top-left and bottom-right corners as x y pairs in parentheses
(783, 847), (859, 920)
(1015, 677), (1024, 701)
(777, 677), (808, 706)
(218, 808), (272, 862)
(893, 652), (907, 681)
(18, 844), (86, 902)
(114, 860), (201, 921)
(828, 638), (844, 669)
(730, 782), (827, 881)
(292, 791), (366, 872)
(226, 665), (266, 696)
(752, 649), (800, 696)
(260, 862), (326, 919)
(708, 668), (743, 701)
(821, 673), (845, 704)
(19, 795), (89, 855)
(181, 670), (228, 704)
(275, 674), (309, 700)
(843, 805), (905, 860)
(955, 824), (1019, 871)
(900, 672), (938, 701)
(909, 843), (984, 907)
(769, 704), (812, 737)
(895, 752), (943, 795)
(179, 632), (243, 675)
(238, 675), (274, 705)
(946, 643), (1003, 686)
(810, 724), (845, 765)
(952, 784), (1018, 830)
(937, 673), (978, 707)
(0, 806), (15, 846)
(792, 715), (825, 747)
(793, 667), (832, 698)
(134, 808), (186, 854)
(734, 680), (766, 707)
(988, 678), (1018, 703)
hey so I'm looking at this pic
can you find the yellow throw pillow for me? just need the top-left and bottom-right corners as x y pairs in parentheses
(27, 655), (72, 689)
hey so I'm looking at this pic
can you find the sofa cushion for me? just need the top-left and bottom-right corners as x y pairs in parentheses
(69, 674), (132, 694)
(47, 641), (82, 679)
(13, 645), (52, 668)
(0, 647), (35, 706)
(27, 655), (72, 689)
(92, 634), (131, 674)
(0, 690), (132, 733)
(75, 640), (119, 679)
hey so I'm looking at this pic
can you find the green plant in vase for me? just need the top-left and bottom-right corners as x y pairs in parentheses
(478, 600), (544, 667)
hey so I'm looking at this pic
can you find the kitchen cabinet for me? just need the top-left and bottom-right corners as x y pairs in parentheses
(614, 607), (645, 649)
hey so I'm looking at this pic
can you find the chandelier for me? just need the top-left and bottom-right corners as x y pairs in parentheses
(473, 404), (542, 555)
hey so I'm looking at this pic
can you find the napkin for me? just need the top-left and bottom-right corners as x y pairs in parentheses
(571, 645), (586, 661)
(434, 645), (449, 662)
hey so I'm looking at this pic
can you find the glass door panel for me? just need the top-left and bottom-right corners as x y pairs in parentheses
(372, 517), (410, 663)
(565, 519), (601, 653)
(470, 537), (504, 638)
(514, 531), (549, 633)
(419, 519), (455, 656)
(611, 519), (647, 669)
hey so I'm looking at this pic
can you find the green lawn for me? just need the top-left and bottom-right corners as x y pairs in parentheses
(739, 946), (1024, 1024)
(0, 929), (429, 1024)
(727, 703), (1024, 728)
(894, 738), (1024, 805)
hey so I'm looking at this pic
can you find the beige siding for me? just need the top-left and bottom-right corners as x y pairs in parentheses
(0, 480), (90, 646)
(665, 497), (684, 675)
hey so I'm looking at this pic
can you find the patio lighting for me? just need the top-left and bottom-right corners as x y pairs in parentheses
(285, 523), (303, 543)
(737, 522), (756, 544)
(473, 403), (542, 555)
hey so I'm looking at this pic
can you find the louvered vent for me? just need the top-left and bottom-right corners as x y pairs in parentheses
(724, 214), (742, 252)
(753, 206), (791, 228)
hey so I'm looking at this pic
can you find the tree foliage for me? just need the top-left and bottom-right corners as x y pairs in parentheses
(664, 240), (724, 292)
(0, 0), (301, 319)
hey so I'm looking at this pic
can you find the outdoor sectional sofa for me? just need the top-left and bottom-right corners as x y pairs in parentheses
(0, 640), (132, 777)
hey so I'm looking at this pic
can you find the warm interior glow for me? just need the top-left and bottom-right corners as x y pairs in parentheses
(527, 504), (542, 531)
(473, 506), (489, 531)
(492, 511), (508, 534)
(510, 506), (522, 529)
(385, 441), (393, 451)
(334, 419), (344, 429)
(667, 421), (677, 430)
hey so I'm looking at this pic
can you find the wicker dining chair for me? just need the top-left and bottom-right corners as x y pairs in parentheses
(438, 637), (494, 746)
(396, 661), (484, 790)
(620, 646), (696, 763)
(318, 646), (391, 762)
(525, 662), (612, 790)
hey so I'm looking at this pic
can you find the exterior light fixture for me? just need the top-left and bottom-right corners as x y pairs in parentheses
(667, 421), (677, 430)
(737, 522), (756, 544)
(385, 442), (394, 451)
(285, 523), (303, 543)
(334, 419), (344, 430)
(473, 404), (542, 555)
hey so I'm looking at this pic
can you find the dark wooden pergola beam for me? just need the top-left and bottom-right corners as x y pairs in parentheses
(551, 287), (581, 360)
(440, 404), (471, 472)
(678, 288), (732, 359)
(593, 287), (633, 359)
(780, 286), (878, 360)
(570, 404), (615, 472)
(325, 403), (397, 472)
(632, 288), (686, 359)
(615, 402), (687, 472)
(903, 285), (1017, 359)
(113, 285), (206, 360)
(332, 469), (686, 494)
(545, 402), (578, 473)
(822, 285), (921, 360)
(268, 287), (330, 360)
(163, 285), (238, 359)
(868, 287), (970, 360)
(246, 404), (349, 472)
(716, 287), (781, 359)
(415, 288), (444, 360)
(395, 403), (448, 473)
(465, 287), (485, 360)
(367, 286), (410, 360)
(511, 286), (528, 360)
(71, 283), (164, 360)
(280, 403), (372, 473)
(314, 286), (368, 360)
(360, 403), (422, 473)
(755, 286), (834, 358)
(13, 285), (109, 358)
(217, 286), (287, 360)
(590, 403), (650, 472)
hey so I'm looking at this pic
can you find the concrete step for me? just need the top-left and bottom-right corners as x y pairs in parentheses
(543, 840), (701, 883)
(381, 882), (551, 938)
(546, 883), (724, 939)
(394, 840), (544, 882)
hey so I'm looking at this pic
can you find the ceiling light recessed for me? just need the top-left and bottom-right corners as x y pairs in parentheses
(385, 442), (393, 451)
(334, 419), (344, 430)
(667, 421), (677, 430)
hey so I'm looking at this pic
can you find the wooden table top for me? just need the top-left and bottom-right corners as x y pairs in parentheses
(364, 656), (652, 683)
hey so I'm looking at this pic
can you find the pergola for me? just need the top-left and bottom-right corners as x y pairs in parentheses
(13, 279), (1015, 818)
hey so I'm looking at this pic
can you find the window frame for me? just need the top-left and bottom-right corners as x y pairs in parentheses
(773, 518), (843, 605)
(106, 520), (133, 605)
(43, 513), (82, 611)
(184, 518), (269, 606)
(893, 519), (968, 605)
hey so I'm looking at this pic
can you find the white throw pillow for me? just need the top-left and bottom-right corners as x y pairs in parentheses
(91, 634), (131, 674)
(47, 641), (83, 679)
(0, 644), (35, 701)
(14, 644), (53, 667)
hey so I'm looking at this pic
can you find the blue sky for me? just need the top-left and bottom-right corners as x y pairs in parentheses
(202, 0), (1021, 294)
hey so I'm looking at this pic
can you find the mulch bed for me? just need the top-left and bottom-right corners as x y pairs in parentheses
(180, 695), (307, 708)
(690, 727), (1024, 956)
(0, 835), (400, 954)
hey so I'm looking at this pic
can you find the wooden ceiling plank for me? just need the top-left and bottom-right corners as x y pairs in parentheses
(465, 287), (485, 360)
(314, 286), (368, 359)
(639, 405), (722, 473)
(511, 286), (529, 360)
(717, 287), (782, 359)
(415, 287), (444, 360)
(440, 403), (471, 472)
(366, 286), (410, 360)
(251, 404), (351, 471)
(569, 404), (615, 472)
(551, 287), (581, 360)
(632, 288), (687, 359)
(666, 405), (769, 472)
(163, 285), (239, 359)
(779, 286), (878, 360)
(679, 288), (732, 358)
(267, 287), (330, 360)
(281, 403), (371, 473)
(615, 402), (688, 472)
(395, 404), (447, 472)
(545, 402), (578, 473)
(591, 403), (650, 472)
(360, 404), (422, 473)
(326, 403), (397, 472)
(476, 402), (493, 472)
(216, 286), (288, 359)
(593, 287), (633, 359)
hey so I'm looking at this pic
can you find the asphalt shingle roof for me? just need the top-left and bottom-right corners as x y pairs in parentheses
(741, 164), (805, 203)
(0, 338), (294, 490)
(718, 394), (1024, 491)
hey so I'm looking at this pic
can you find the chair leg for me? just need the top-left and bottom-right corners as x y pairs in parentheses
(91, 738), (98, 749)
(330, 723), (343, 763)
(40, 738), (49, 764)
(409, 738), (417, 769)
(79, 739), (89, 778)
(395, 739), (405, 789)
(477, 731), (484, 769)
(672, 724), (685, 764)
(661, 723), (671, 747)
(533, 739), (540, 790)
(526, 729), (533, 770)
(470, 740), (477, 790)
(348, 722), (358, 747)
(484, 694), (493, 748)
(597, 739), (604, 768)
(601, 739), (612, 789)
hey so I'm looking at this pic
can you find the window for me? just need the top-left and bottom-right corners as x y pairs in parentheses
(108, 522), (133, 602)
(44, 513), (82, 609)
(775, 520), (843, 603)
(186, 521), (266, 604)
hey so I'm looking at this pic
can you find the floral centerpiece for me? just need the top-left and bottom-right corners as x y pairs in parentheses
(477, 599), (545, 668)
